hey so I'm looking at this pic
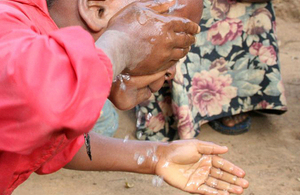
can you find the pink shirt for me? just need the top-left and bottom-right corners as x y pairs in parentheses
(0, 0), (113, 194)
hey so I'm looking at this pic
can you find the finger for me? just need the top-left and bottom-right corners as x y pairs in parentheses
(126, 71), (166, 89)
(109, 83), (152, 110)
(205, 177), (245, 194)
(196, 141), (228, 155)
(172, 32), (196, 48)
(151, 60), (179, 74)
(142, 0), (176, 13)
(126, 56), (177, 76)
(170, 17), (201, 35)
(212, 156), (246, 178)
(210, 167), (249, 188)
(134, 87), (153, 104)
(170, 47), (190, 61)
(197, 184), (229, 195)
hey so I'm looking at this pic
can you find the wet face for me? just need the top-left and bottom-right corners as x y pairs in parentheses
(105, 0), (203, 110)
(95, 0), (203, 33)
(109, 65), (176, 110)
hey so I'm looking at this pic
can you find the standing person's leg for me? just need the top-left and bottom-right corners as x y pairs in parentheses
(199, 0), (287, 135)
(208, 114), (251, 135)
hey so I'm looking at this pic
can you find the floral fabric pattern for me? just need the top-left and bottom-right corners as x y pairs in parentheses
(135, 0), (287, 141)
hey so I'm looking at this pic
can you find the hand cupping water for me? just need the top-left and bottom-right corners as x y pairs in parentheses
(95, 1), (200, 78)
(107, 0), (203, 110)
(154, 140), (249, 195)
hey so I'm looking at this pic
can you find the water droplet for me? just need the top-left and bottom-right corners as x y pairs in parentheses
(136, 131), (143, 139)
(211, 180), (217, 188)
(162, 162), (169, 168)
(217, 159), (224, 167)
(152, 175), (164, 187)
(120, 82), (126, 91)
(122, 74), (130, 81)
(123, 135), (129, 143)
(137, 155), (145, 165)
(152, 154), (158, 162)
(147, 149), (153, 157)
(146, 113), (153, 121)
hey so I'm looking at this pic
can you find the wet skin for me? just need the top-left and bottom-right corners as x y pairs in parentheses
(46, 1), (250, 195)
(94, 1), (200, 76)
(50, 0), (202, 110)
(50, 0), (200, 77)
(155, 140), (249, 194)
(106, 0), (203, 110)
(67, 133), (249, 195)
(109, 65), (176, 110)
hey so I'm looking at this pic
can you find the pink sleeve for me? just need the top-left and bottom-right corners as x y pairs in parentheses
(35, 136), (85, 175)
(0, 8), (113, 155)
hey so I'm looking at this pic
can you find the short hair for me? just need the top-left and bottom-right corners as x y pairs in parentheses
(46, 0), (55, 8)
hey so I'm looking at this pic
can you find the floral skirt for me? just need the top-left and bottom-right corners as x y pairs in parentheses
(135, 0), (287, 141)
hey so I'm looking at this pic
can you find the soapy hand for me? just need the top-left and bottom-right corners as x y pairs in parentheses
(95, 0), (200, 77)
(155, 140), (249, 194)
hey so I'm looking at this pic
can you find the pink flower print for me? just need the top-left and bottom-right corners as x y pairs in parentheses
(258, 45), (277, 66)
(172, 104), (195, 139)
(209, 57), (228, 73)
(146, 112), (165, 133)
(250, 43), (277, 66)
(158, 96), (173, 117)
(190, 69), (237, 117)
(258, 100), (271, 109)
(210, 0), (231, 19)
(245, 8), (272, 35)
(249, 42), (263, 56)
(207, 18), (243, 46)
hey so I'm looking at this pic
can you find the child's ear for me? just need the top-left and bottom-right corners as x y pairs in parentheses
(78, 0), (107, 32)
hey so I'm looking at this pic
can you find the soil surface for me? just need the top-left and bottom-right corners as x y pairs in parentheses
(14, 1), (300, 195)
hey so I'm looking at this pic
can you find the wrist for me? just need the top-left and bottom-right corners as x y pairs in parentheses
(151, 142), (169, 175)
(95, 30), (128, 78)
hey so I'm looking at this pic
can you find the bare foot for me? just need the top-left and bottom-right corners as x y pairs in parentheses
(221, 114), (249, 127)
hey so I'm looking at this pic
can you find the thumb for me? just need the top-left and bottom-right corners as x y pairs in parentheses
(142, 0), (176, 13)
(196, 141), (229, 155)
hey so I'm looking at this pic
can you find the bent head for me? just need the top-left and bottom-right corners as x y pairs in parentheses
(103, 0), (203, 110)
(48, 0), (203, 110)
(48, 0), (203, 40)
(91, 0), (203, 39)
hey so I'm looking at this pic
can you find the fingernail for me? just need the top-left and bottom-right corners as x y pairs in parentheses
(237, 187), (243, 194)
(239, 170), (245, 177)
(243, 180), (249, 187)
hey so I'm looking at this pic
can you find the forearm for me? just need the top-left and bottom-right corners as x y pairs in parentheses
(65, 132), (166, 174)
(95, 31), (128, 79)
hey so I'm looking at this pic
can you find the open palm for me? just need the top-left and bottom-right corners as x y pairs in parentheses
(155, 140), (249, 195)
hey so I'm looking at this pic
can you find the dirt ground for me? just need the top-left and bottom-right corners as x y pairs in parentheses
(13, 1), (300, 195)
